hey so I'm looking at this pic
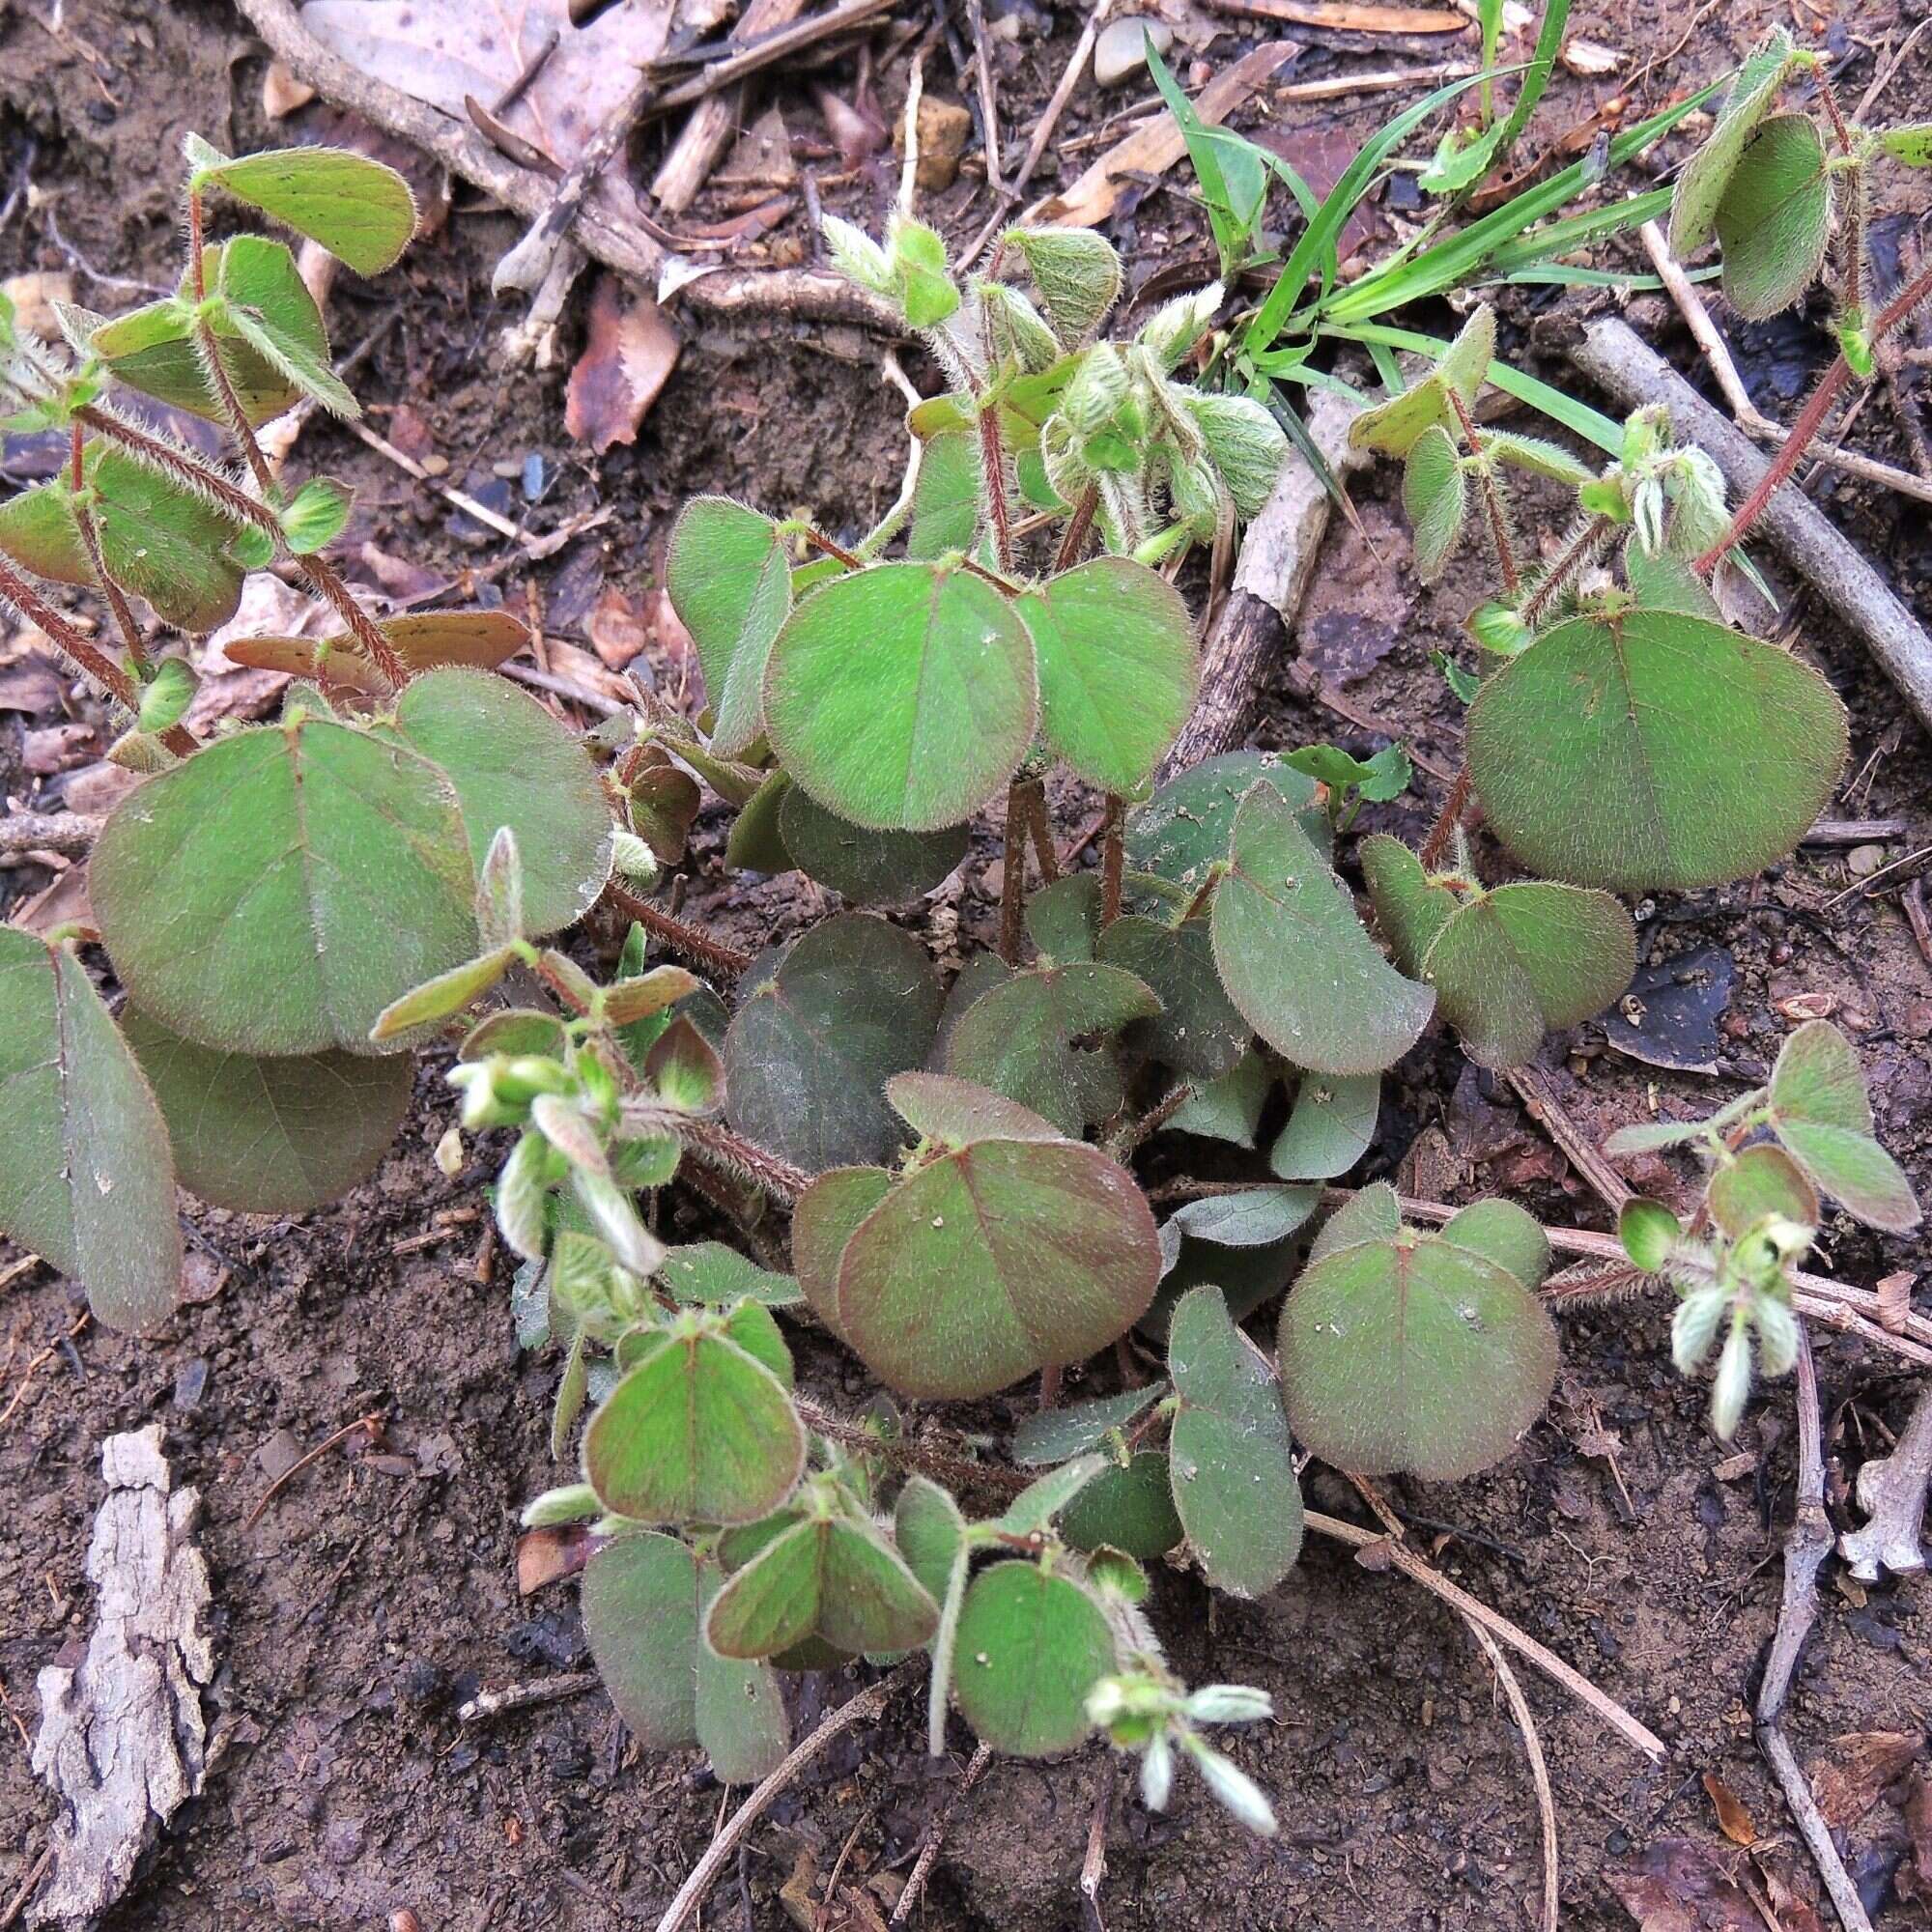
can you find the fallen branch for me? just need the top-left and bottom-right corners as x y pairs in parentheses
(1837, 1380), (1932, 1581)
(1567, 317), (1932, 742)
(1158, 387), (1363, 779)
(1468, 1621), (1559, 1932)
(652, 1660), (923, 1932)
(651, 0), (809, 214)
(888, 1742), (992, 1925)
(1756, 1330), (1873, 1932)
(0, 812), (100, 860)
(231, 0), (900, 331)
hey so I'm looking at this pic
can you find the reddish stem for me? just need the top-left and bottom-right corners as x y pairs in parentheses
(1053, 484), (1099, 572)
(802, 527), (864, 570)
(1449, 390), (1519, 595)
(1418, 766), (1472, 871)
(603, 881), (753, 977)
(978, 404), (1013, 575)
(188, 188), (207, 300)
(1026, 785), (1061, 883)
(999, 777), (1032, 965)
(1100, 793), (1123, 926)
(1518, 515), (1609, 631)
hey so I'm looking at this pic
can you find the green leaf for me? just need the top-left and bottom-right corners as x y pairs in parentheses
(951, 1562), (1116, 1756)
(215, 234), (356, 418)
(1016, 558), (1198, 795)
(1278, 1220), (1559, 1480)
(121, 1007), (411, 1213)
(1668, 27), (1799, 257)
(1348, 305), (1493, 458)
(1878, 124), (1932, 167)
(791, 1165), (893, 1340)
(1143, 1222), (1300, 1338)
(1618, 1198), (1682, 1271)
(894, 1475), (968, 1603)
(704, 1512), (938, 1659)
(1061, 1452), (1184, 1559)
(695, 1555), (791, 1781)
(1026, 875), (1102, 966)
(1485, 431), (1593, 484)
(1184, 390), (1291, 520)
(1715, 114), (1832, 321)
(1159, 1185), (1319, 1272)
(884, 1070), (1064, 1148)
(279, 476), (352, 554)
(1403, 422), (1466, 582)
(1169, 1050), (1272, 1147)
(583, 1322), (806, 1524)
(1125, 751), (1322, 903)
(946, 962), (1161, 1135)
(1464, 606), (1847, 890)
(0, 931), (181, 1330)
(0, 483), (86, 586)
(1362, 838), (1634, 1069)
(1307, 1179), (1402, 1264)
(778, 783), (968, 905)
(764, 561), (1037, 832)
(1167, 1285), (1302, 1596)
(721, 1299), (796, 1389)
(667, 497), (792, 758)
(1710, 1142), (1818, 1237)
(1766, 1020), (1920, 1231)
(1264, 1071), (1376, 1179)
(93, 270), (299, 424)
(386, 668), (613, 938)
(196, 144), (416, 276)
(370, 947), (516, 1041)
(724, 769), (794, 875)
(835, 1138), (1161, 1399)
(1011, 1385), (1164, 1466)
(907, 430), (982, 559)
(658, 1241), (801, 1308)
(1438, 1197), (1551, 1289)
(724, 914), (943, 1172)
(1211, 784), (1434, 1076)
(92, 718), (478, 1056)
(1094, 914), (1249, 1081)
(644, 1012), (724, 1113)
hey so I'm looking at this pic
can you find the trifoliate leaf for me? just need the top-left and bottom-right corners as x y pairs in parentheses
(1766, 1020), (1920, 1231)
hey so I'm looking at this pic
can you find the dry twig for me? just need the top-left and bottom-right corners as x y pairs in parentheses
(888, 1742), (992, 1925)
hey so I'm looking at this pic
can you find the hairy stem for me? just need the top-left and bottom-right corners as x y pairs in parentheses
(603, 881), (753, 976)
(679, 1116), (811, 1207)
(1449, 391), (1520, 595)
(1100, 793), (1123, 925)
(978, 402), (1014, 575)
(1518, 514), (1610, 631)
(1053, 483), (1099, 572)
(1000, 776), (1032, 964)
(69, 428), (147, 674)
(801, 526), (865, 570)
(1696, 254), (1932, 571)
(1418, 765), (1473, 871)
(1026, 783), (1061, 883)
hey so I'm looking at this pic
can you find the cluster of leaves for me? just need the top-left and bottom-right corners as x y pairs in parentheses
(1609, 1021), (1922, 1436)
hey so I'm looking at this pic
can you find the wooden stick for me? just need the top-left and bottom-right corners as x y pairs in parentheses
(1202, 0), (1470, 32)
(1467, 1622), (1559, 1932)
(651, 0), (809, 214)
(652, 1662), (923, 1932)
(889, 1744), (993, 1926)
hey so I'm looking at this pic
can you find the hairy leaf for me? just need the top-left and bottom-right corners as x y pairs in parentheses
(1062, 1452), (1184, 1559)
(1402, 423), (1465, 582)
(667, 497), (792, 758)
(1669, 27), (1799, 256)
(1766, 1020), (1920, 1231)
(216, 234), (356, 417)
(1011, 1385), (1164, 1465)
(1709, 1142), (1818, 1237)
(1269, 1072), (1378, 1180)
(884, 1070), (1065, 1148)
(1095, 914), (1249, 1081)
(1715, 114), (1832, 320)
(951, 1562), (1116, 1756)
(196, 143), (416, 275)
(778, 784), (968, 904)
(704, 1513), (938, 1658)
(1124, 751), (1321, 901)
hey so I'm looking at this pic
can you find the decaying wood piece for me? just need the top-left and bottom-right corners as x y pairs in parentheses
(1839, 1381), (1932, 1582)
(651, 0), (810, 215)
(1158, 388), (1363, 780)
(1567, 316), (1932, 742)
(29, 1427), (213, 1929)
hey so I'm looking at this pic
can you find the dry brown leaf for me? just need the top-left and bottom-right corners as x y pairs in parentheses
(1, 271), (75, 342)
(813, 86), (887, 170)
(10, 861), (91, 937)
(566, 277), (681, 451)
(1897, 1771), (1932, 1903)
(63, 760), (141, 818)
(1747, 1846), (1828, 1932)
(1810, 1731), (1923, 1830)
(587, 583), (650, 668)
(1876, 1270), (1915, 1334)
(516, 1525), (596, 1595)
(0, 652), (67, 715)
(1701, 1772), (1757, 1847)
(25, 724), (96, 775)
(1027, 41), (1300, 228)
(261, 58), (317, 118)
(1256, 122), (1390, 267)
(1609, 1839), (1759, 1932)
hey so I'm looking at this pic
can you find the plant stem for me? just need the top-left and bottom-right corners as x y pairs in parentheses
(1099, 792), (1123, 925)
(801, 526), (865, 570)
(1695, 253), (1932, 572)
(978, 402), (1014, 574)
(75, 406), (276, 531)
(0, 554), (195, 755)
(1518, 514), (1610, 631)
(999, 776), (1032, 964)
(1026, 783), (1061, 882)
(1814, 71), (1856, 156)
(1418, 764), (1472, 871)
(1053, 483), (1099, 572)
(603, 881), (753, 976)
(680, 1116), (811, 1207)
(1448, 390), (1520, 595)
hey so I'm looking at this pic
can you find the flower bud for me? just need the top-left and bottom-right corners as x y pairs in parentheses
(1002, 227), (1122, 344)
(1060, 345), (1129, 436)
(820, 213), (893, 295)
(1183, 390), (1288, 520)
(1753, 1293), (1802, 1378)
(1710, 1321), (1752, 1440)
(1139, 282), (1224, 372)
(1467, 600), (1530, 656)
(447, 1057), (526, 1130)
(888, 216), (960, 328)
(1189, 1741), (1278, 1836)
(1671, 1284), (1728, 1374)
(1141, 1733), (1174, 1811)
(1183, 1684), (1273, 1725)
(521, 1481), (601, 1527)
(979, 281), (1060, 373)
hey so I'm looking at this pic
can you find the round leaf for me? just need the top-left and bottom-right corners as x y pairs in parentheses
(1095, 914), (1248, 1081)
(1619, 1198), (1682, 1272)
(1402, 424), (1465, 583)
(1437, 1197), (1551, 1290)
(1710, 1143), (1819, 1237)
(582, 1533), (700, 1751)
(907, 429), (982, 559)
(1465, 607), (1847, 891)
(658, 1242), (801, 1308)
(945, 962), (1160, 1135)
(121, 1007), (411, 1213)
(724, 915), (943, 1173)
(791, 1165), (892, 1340)
(1124, 751), (1321, 901)
(1211, 784), (1434, 1076)
(667, 497), (792, 757)
(1279, 1228), (1559, 1481)
(1168, 1284), (1303, 1596)
(1025, 875), (1102, 966)
(1716, 115), (1832, 321)
(1159, 1185), (1319, 1273)
(952, 1562), (1116, 1756)
(386, 668), (612, 937)
(1269, 1072), (1379, 1180)
(884, 1070), (1065, 1148)
(764, 561), (1038, 832)
(1767, 1021), (1920, 1231)
(1061, 1452), (1184, 1559)
(583, 1327), (806, 1524)
(91, 718), (479, 1056)
(1017, 557), (1198, 794)
(1169, 1050), (1273, 1148)
(199, 144), (417, 275)
(836, 1137), (1161, 1398)
(894, 1475), (968, 1603)
(778, 783), (968, 904)
(696, 1556), (791, 1783)
(0, 931), (181, 1331)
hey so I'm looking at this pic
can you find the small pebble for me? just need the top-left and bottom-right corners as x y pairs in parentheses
(1847, 843), (1886, 876)
(1094, 16), (1172, 86)
(172, 1357), (210, 1411)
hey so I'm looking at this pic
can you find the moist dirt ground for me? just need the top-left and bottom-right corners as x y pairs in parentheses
(2, 0), (1931, 1926)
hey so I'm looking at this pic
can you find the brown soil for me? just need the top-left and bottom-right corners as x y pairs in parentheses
(3, 2), (1931, 1928)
